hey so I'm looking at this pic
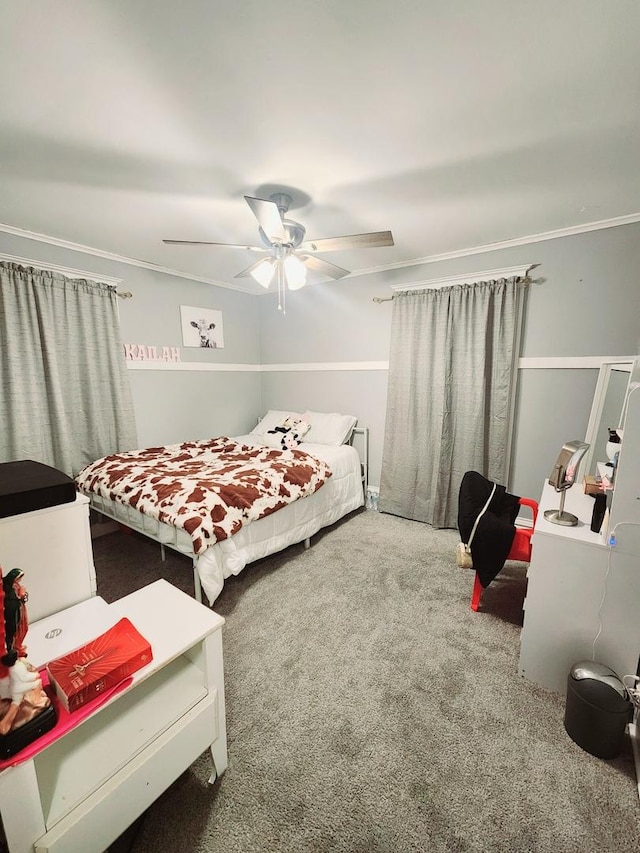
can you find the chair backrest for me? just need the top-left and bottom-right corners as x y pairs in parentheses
(518, 496), (539, 527)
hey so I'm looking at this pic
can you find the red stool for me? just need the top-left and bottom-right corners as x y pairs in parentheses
(470, 497), (538, 611)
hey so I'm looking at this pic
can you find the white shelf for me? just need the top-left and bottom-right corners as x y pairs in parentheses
(110, 578), (224, 667)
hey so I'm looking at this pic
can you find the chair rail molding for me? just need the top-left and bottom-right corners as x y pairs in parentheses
(126, 356), (636, 373)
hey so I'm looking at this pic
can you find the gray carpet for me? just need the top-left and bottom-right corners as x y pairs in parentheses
(93, 510), (640, 853)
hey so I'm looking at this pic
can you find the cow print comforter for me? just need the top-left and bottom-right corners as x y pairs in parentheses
(76, 437), (332, 555)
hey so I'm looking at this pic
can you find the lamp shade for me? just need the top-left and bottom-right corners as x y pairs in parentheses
(284, 254), (307, 290)
(250, 258), (276, 288)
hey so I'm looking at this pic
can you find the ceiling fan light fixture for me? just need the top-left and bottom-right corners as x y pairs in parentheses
(250, 258), (276, 288)
(163, 192), (394, 311)
(283, 253), (307, 290)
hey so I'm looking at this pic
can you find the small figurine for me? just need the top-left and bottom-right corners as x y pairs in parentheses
(2, 568), (29, 659)
(0, 651), (51, 735)
(0, 567), (56, 756)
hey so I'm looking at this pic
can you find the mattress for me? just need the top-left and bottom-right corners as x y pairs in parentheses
(87, 436), (363, 604)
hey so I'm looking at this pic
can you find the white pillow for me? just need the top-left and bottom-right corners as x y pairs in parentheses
(251, 410), (302, 435)
(302, 411), (357, 446)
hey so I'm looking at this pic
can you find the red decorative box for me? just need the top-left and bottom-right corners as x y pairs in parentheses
(46, 618), (153, 712)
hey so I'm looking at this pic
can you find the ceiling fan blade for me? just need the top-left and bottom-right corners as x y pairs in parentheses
(244, 196), (287, 243)
(163, 239), (265, 251)
(300, 254), (350, 280)
(299, 230), (394, 253)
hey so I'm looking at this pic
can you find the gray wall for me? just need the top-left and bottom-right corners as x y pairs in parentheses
(2, 222), (639, 506)
(117, 270), (262, 443)
(0, 232), (263, 447)
(259, 223), (640, 501)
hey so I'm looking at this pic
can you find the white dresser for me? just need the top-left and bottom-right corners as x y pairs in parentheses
(0, 494), (96, 623)
(519, 385), (640, 695)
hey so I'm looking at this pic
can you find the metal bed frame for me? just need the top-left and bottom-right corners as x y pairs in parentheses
(91, 426), (369, 604)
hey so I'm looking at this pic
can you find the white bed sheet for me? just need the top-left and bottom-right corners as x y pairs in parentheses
(87, 436), (364, 604)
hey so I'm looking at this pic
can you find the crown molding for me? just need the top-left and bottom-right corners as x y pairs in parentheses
(351, 212), (640, 277)
(0, 223), (250, 293)
(0, 252), (123, 286)
(2, 212), (639, 289)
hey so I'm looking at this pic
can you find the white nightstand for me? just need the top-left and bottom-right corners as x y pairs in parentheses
(0, 580), (227, 853)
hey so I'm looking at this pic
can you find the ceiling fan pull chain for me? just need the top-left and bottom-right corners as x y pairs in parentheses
(282, 264), (286, 315)
(277, 256), (286, 315)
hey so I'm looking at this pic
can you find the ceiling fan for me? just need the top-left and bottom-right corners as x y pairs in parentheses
(163, 192), (394, 311)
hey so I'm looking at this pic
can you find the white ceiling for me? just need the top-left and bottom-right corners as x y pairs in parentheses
(2, 1), (639, 294)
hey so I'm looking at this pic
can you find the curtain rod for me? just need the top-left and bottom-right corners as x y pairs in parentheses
(0, 252), (132, 297)
(372, 264), (540, 303)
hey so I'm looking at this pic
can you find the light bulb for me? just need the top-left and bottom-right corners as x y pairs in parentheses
(250, 259), (275, 288)
(284, 254), (307, 290)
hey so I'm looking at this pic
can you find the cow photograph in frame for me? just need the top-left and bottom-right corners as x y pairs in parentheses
(180, 305), (225, 349)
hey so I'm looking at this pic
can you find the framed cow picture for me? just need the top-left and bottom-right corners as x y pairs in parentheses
(180, 305), (225, 349)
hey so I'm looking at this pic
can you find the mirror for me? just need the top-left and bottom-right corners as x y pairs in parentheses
(545, 440), (591, 526)
(584, 359), (636, 477)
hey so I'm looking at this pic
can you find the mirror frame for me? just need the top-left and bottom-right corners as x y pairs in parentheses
(584, 357), (637, 476)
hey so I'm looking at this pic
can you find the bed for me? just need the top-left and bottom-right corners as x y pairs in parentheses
(76, 410), (367, 605)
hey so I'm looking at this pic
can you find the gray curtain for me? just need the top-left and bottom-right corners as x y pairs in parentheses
(0, 262), (138, 477)
(379, 278), (522, 528)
